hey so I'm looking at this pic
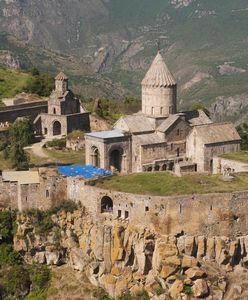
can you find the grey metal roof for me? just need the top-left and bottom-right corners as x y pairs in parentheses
(86, 129), (125, 139)
(142, 52), (176, 87)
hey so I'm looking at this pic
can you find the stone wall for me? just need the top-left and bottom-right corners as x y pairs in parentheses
(0, 173), (67, 211)
(67, 180), (248, 238)
(0, 178), (18, 209)
(213, 156), (248, 174)
(0, 102), (47, 123)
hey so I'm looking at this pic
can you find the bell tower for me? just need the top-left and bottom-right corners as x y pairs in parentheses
(55, 71), (69, 94)
(141, 52), (177, 117)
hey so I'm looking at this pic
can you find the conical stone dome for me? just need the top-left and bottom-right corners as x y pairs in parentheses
(142, 52), (176, 87)
(141, 52), (177, 116)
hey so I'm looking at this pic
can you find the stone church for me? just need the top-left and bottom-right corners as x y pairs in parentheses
(34, 72), (90, 137)
(85, 52), (240, 174)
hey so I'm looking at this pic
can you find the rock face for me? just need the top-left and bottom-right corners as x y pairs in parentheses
(13, 210), (248, 299)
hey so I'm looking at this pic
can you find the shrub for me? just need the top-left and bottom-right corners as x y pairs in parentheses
(26, 210), (54, 235)
(0, 211), (17, 243)
(183, 285), (193, 295)
(0, 265), (31, 298)
(0, 243), (23, 266)
(134, 290), (150, 300)
(45, 138), (66, 149)
(28, 265), (51, 290)
(50, 200), (78, 214)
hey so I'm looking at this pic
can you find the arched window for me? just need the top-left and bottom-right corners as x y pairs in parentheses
(101, 196), (113, 213)
(91, 146), (100, 168)
(53, 108), (56, 114)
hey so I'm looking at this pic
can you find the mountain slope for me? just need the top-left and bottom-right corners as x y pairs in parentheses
(1, 0), (248, 121)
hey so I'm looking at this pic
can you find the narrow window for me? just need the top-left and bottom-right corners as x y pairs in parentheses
(46, 190), (49, 198)
(179, 204), (182, 214)
(177, 129), (180, 136)
(118, 210), (121, 218)
(125, 211), (129, 219)
(145, 206), (149, 212)
(53, 108), (56, 114)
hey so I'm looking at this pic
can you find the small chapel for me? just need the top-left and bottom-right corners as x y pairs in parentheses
(34, 72), (90, 137)
(85, 52), (241, 174)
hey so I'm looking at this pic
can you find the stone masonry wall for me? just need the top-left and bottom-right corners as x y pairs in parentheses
(0, 102), (47, 123)
(67, 179), (248, 238)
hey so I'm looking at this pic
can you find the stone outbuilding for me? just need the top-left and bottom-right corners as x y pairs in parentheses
(85, 52), (241, 174)
(34, 72), (90, 137)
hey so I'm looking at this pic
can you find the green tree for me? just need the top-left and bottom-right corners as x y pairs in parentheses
(237, 123), (248, 150)
(5, 118), (33, 167)
(191, 102), (210, 118)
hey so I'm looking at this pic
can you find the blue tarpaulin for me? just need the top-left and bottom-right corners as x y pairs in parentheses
(57, 165), (112, 179)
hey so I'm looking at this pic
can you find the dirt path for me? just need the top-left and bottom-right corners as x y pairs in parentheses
(29, 140), (48, 158)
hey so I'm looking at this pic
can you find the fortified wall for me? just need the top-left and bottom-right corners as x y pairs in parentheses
(67, 177), (248, 238)
(1, 170), (248, 238)
(0, 101), (47, 123)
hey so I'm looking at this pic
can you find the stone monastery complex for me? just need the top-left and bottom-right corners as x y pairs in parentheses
(0, 51), (246, 215)
(85, 52), (241, 174)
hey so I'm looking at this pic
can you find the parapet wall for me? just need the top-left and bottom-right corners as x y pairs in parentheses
(0, 101), (47, 123)
(67, 177), (248, 238)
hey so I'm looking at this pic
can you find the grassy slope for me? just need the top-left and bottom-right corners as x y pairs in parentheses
(0, 68), (32, 100)
(95, 172), (248, 196)
(0, 149), (85, 170)
(221, 152), (248, 163)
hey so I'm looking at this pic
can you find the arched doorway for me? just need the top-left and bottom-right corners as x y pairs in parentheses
(109, 148), (123, 172)
(91, 146), (100, 168)
(53, 121), (61, 136)
(101, 196), (113, 213)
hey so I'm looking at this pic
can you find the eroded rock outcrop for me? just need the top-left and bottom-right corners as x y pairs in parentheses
(13, 209), (248, 299)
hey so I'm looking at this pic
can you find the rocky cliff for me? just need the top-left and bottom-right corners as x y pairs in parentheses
(13, 208), (248, 299)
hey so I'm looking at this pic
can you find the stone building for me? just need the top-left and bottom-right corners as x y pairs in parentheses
(34, 72), (90, 137)
(85, 52), (240, 174)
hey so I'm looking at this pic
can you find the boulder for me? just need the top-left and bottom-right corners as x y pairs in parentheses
(206, 238), (215, 259)
(160, 264), (177, 279)
(192, 279), (209, 298)
(197, 236), (206, 259)
(182, 255), (199, 269)
(185, 267), (206, 280)
(169, 279), (184, 299)
(184, 236), (195, 256)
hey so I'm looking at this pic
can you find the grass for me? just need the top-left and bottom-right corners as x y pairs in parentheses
(95, 172), (248, 196)
(220, 151), (248, 163)
(0, 148), (85, 170)
(29, 148), (85, 167)
(0, 68), (32, 100)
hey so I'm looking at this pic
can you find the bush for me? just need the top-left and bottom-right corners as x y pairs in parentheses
(183, 285), (193, 295)
(0, 211), (17, 243)
(0, 243), (23, 266)
(26, 210), (54, 235)
(28, 265), (51, 290)
(45, 138), (66, 149)
(0, 265), (31, 298)
(50, 200), (78, 214)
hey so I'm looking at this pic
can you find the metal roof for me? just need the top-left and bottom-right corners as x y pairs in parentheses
(86, 129), (125, 139)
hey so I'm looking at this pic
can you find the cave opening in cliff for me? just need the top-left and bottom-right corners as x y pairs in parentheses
(101, 196), (113, 213)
